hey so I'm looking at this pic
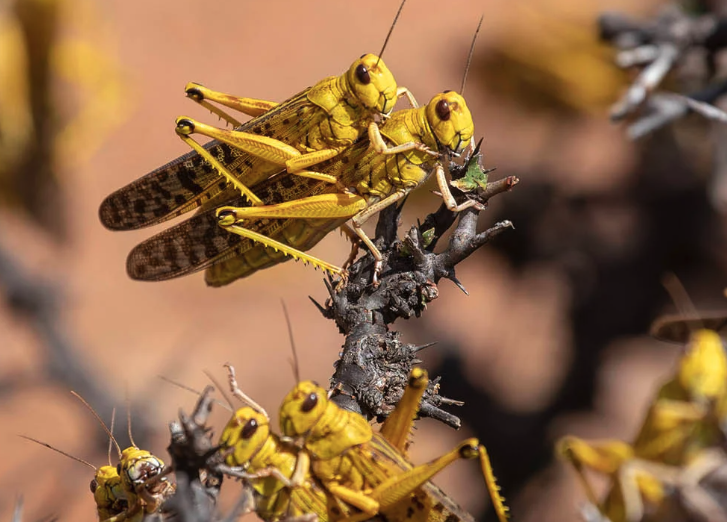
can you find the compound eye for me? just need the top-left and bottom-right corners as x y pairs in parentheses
(435, 99), (451, 121)
(301, 393), (318, 413)
(241, 418), (258, 439)
(355, 64), (371, 85)
(90, 478), (98, 493)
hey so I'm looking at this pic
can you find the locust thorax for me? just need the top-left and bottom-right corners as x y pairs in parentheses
(425, 91), (474, 155)
(678, 329), (727, 403)
(219, 407), (271, 467)
(279, 381), (328, 438)
(92, 465), (124, 508)
(346, 54), (398, 114)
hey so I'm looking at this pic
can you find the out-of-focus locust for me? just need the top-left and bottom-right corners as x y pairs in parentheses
(20, 410), (128, 522)
(558, 282), (727, 522)
(99, 1), (414, 235)
(71, 392), (175, 521)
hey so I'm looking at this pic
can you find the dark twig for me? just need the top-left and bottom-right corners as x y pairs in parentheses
(316, 144), (517, 428)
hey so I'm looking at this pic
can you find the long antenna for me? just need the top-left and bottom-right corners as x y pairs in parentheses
(108, 408), (116, 467)
(282, 301), (301, 384)
(663, 273), (700, 323)
(71, 391), (122, 459)
(125, 385), (137, 449)
(20, 435), (97, 470)
(223, 363), (269, 419)
(158, 374), (233, 412)
(461, 15), (484, 95)
(201, 370), (235, 412)
(377, 0), (407, 65)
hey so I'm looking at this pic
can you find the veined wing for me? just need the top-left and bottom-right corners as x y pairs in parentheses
(353, 433), (476, 522)
(126, 174), (330, 282)
(100, 89), (317, 231)
(126, 140), (378, 284)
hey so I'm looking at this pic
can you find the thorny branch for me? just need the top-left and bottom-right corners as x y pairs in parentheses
(313, 144), (518, 428)
(162, 145), (517, 521)
(0, 238), (155, 449)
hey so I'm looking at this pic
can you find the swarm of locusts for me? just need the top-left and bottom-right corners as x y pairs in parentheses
(18, 0), (727, 519)
(17, 3), (523, 521)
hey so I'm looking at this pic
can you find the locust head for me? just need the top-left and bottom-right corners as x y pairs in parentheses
(119, 447), (167, 493)
(219, 407), (270, 468)
(678, 329), (727, 404)
(279, 380), (328, 440)
(347, 54), (398, 115)
(426, 91), (474, 156)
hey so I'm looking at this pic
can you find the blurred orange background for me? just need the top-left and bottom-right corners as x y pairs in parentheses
(3, 0), (724, 521)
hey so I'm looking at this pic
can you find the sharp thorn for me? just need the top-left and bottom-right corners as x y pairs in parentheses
(449, 274), (468, 295)
(308, 296), (328, 316)
(413, 342), (437, 352)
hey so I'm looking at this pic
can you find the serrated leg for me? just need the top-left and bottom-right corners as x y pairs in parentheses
(380, 368), (428, 455)
(216, 193), (368, 277)
(334, 438), (509, 522)
(175, 116), (344, 186)
(185, 82), (279, 128)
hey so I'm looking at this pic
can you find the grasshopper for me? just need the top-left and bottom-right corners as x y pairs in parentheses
(71, 392), (176, 521)
(126, 89), (480, 286)
(120, 18), (485, 286)
(99, 1), (414, 232)
(557, 314), (727, 522)
(20, 410), (129, 522)
(216, 364), (487, 522)
(215, 365), (349, 522)
(276, 368), (509, 522)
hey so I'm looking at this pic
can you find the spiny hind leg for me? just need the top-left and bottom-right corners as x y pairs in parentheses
(336, 439), (509, 522)
(175, 118), (264, 206)
(216, 193), (369, 279)
(185, 82), (279, 127)
(217, 222), (345, 278)
(175, 116), (345, 186)
(380, 368), (428, 454)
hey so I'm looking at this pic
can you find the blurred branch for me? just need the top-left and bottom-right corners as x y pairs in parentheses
(599, 6), (727, 135)
(0, 237), (154, 449)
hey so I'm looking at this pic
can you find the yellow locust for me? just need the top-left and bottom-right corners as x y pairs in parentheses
(99, 2), (413, 232)
(214, 364), (351, 522)
(20, 409), (129, 522)
(216, 365), (489, 522)
(71, 392), (175, 522)
(557, 316), (727, 522)
(126, 90), (480, 286)
(276, 368), (509, 522)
